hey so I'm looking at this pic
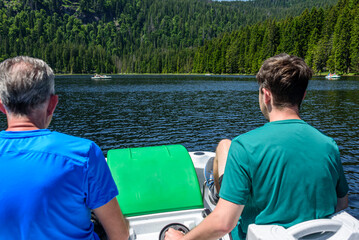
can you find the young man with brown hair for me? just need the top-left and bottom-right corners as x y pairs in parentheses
(165, 53), (349, 240)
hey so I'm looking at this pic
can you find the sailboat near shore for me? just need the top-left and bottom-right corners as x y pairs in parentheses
(91, 74), (112, 80)
(325, 73), (341, 79)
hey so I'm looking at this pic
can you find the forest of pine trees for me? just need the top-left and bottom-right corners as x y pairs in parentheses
(193, 0), (359, 74)
(1, 0), (356, 74)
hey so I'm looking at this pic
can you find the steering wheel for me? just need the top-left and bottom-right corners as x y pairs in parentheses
(159, 223), (190, 240)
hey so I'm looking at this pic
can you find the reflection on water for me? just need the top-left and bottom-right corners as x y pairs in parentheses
(0, 74), (358, 218)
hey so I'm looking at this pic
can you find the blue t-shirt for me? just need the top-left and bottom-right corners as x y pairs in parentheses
(219, 120), (349, 239)
(0, 129), (119, 240)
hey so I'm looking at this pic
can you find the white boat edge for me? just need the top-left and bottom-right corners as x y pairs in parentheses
(126, 151), (228, 240)
(106, 150), (359, 240)
(189, 151), (359, 240)
(91, 75), (112, 80)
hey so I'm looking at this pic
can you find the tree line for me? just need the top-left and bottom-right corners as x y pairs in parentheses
(0, 0), (341, 74)
(192, 0), (359, 74)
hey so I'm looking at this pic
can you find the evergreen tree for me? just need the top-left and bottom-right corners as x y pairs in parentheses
(350, 8), (359, 73)
(333, 6), (352, 73)
(0, 0), (348, 74)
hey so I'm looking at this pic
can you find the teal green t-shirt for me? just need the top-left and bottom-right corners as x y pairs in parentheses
(219, 120), (348, 239)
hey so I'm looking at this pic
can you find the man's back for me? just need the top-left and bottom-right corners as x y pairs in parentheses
(0, 129), (118, 240)
(220, 119), (348, 235)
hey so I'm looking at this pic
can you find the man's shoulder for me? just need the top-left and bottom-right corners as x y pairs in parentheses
(233, 120), (336, 146)
(50, 131), (94, 145)
(232, 124), (269, 142)
(43, 131), (101, 161)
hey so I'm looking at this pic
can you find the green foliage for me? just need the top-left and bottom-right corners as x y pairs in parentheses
(193, 0), (359, 74)
(350, 8), (359, 73)
(0, 0), (347, 74)
(332, 5), (352, 73)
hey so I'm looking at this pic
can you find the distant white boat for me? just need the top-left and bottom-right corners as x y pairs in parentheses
(325, 73), (340, 79)
(91, 74), (112, 80)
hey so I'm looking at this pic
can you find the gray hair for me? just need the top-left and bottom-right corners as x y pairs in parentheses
(0, 56), (55, 115)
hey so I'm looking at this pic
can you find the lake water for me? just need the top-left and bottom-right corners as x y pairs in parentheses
(1, 74), (358, 219)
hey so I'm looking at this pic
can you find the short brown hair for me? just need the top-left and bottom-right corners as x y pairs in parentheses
(256, 53), (313, 109)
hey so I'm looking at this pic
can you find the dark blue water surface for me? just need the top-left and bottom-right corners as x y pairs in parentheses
(1, 74), (358, 218)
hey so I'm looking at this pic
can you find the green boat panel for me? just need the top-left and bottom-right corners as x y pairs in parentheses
(107, 145), (204, 217)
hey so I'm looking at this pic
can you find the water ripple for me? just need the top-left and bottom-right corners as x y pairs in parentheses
(0, 75), (357, 218)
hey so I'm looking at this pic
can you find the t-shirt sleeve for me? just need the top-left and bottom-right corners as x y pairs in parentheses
(85, 143), (119, 209)
(334, 144), (349, 198)
(219, 139), (251, 205)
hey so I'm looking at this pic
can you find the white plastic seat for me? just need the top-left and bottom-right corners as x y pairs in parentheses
(246, 211), (359, 240)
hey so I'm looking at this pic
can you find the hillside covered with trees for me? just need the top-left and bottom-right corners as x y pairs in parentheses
(193, 0), (359, 74)
(0, 0), (343, 73)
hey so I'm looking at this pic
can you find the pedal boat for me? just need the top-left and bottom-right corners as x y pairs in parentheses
(106, 145), (359, 240)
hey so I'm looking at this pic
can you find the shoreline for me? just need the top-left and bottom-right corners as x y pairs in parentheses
(56, 72), (359, 77)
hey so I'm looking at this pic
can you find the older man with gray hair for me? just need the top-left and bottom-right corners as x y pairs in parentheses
(0, 56), (129, 240)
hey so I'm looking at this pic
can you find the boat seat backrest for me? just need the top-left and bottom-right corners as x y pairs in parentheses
(107, 145), (203, 217)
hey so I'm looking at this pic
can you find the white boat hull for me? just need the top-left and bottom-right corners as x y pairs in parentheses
(325, 75), (340, 79)
(91, 76), (112, 80)
(127, 151), (229, 240)
(104, 147), (358, 240)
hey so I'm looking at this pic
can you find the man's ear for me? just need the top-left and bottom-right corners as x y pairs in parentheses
(262, 88), (272, 105)
(47, 95), (58, 116)
(303, 91), (307, 100)
(0, 101), (7, 114)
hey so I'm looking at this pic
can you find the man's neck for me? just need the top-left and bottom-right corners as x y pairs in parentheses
(5, 110), (48, 131)
(268, 106), (301, 122)
(6, 117), (40, 131)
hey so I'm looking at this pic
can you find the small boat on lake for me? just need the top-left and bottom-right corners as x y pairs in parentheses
(103, 145), (359, 240)
(325, 73), (341, 79)
(91, 74), (112, 80)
